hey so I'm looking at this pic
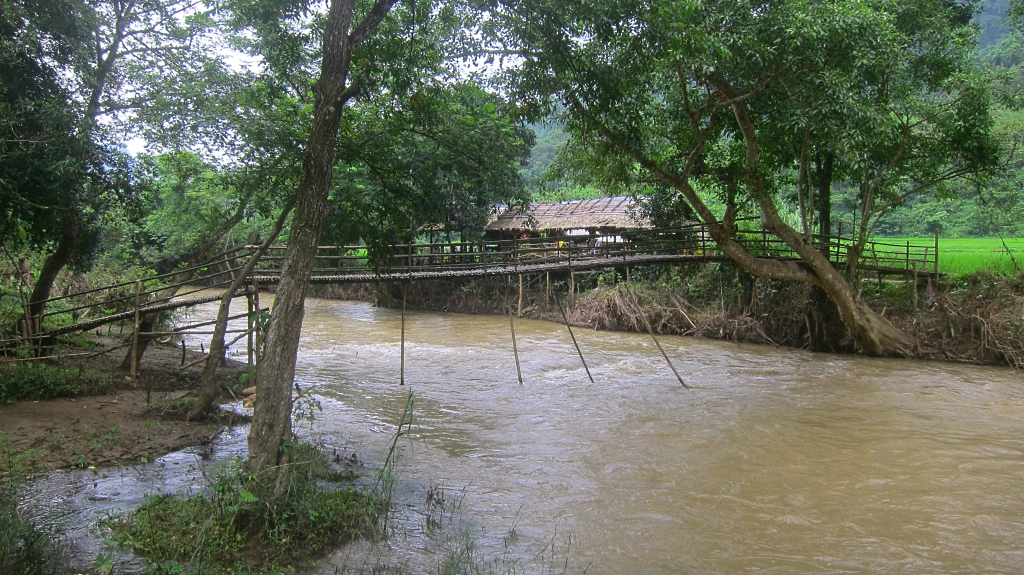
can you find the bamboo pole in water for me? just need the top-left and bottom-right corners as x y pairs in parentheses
(506, 278), (523, 384)
(400, 283), (407, 386)
(629, 288), (688, 388)
(644, 320), (688, 389)
(553, 289), (593, 383)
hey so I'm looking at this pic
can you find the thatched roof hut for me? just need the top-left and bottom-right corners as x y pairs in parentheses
(485, 196), (650, 238)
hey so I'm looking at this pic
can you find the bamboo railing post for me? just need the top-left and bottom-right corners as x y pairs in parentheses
(934, 228), (940, 286)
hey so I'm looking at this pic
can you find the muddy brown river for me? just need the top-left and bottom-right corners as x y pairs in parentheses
(21, 295), (1024, 573)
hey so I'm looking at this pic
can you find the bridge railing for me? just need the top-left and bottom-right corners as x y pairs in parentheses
(2, 246), (256, 350)
(252, 223), (936, 279)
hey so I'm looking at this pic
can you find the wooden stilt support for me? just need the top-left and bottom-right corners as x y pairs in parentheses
(180, 338), (186, 366)
(400, 282), (407, 386)
(545, 271), (550, 307)
(553, 289), (593, 383)
(517, 273), (524, 318)
(569, 271), (575, 308)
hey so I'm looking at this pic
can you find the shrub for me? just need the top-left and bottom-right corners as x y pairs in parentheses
(0, 362), (116, 404)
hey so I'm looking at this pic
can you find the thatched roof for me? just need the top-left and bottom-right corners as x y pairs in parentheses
(485, 196), (650, 233)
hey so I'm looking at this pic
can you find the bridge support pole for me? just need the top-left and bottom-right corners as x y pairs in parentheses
(517, 274), (524, 318)
(400, 283), (406, 386)
(507, 277), (523, 385)
(569, 271), (575, 308)
(553, 289), (593, 384)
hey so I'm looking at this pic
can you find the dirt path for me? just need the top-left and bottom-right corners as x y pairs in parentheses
(0, 339), (249, 473)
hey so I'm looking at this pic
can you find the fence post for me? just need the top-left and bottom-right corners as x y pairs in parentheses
(905, 241), (910, 279)
(934, 228), (940, 285)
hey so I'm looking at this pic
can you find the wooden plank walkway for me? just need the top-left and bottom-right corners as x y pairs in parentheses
(8, 224), (939, 343)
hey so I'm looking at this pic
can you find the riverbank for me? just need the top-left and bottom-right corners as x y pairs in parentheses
(311, 263), (1024, 368)
(0, 338), (249, 474)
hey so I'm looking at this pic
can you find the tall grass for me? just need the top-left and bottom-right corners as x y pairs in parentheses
(0, 362), (117, 404)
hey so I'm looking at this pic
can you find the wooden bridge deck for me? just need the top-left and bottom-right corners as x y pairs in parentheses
(8, 224), (939, 344)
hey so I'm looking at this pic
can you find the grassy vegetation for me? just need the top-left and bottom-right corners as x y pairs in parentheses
(105, 442), (385, 575)
(0, 362), (117, 404)
(0, 483), (71, 575)
(882, 237), (1024, 276)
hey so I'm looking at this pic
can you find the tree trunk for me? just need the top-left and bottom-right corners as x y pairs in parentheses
(26, 216), (78, 326)
(247, 0), (398, 497)
(606, 82), (913, 358)
(815, 151), (833, 237)
(188, 207), (291, 421)
(721, 99), (911, 358)
(805, 152), (842, 351)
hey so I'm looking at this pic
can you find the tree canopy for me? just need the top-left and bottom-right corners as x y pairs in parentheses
(483, 0), (1003, 355)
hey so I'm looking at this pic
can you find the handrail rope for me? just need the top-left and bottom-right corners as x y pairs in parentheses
(35, 247), (253, 306)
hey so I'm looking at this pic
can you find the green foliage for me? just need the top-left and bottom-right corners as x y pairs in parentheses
(0, 363), (116, 404)
(324, 83), (532, 265)
(106, 443), (384, 575)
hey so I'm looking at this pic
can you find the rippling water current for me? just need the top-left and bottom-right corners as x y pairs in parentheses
(20, 295), (1024, 573)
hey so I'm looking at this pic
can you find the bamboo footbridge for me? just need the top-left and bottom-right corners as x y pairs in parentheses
(8, 223), (940, 349)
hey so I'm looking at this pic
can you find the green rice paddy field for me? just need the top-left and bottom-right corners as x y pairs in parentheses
(881, 237), (1024, 276)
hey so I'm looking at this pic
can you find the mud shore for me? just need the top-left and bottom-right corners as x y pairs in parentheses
(0, 338), (248, 473)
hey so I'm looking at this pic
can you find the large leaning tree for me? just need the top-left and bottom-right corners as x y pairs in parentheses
(489, 0), (1001, 356)
(221, 0), (532, 495)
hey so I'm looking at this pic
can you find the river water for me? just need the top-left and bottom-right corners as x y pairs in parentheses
(21, 295), (1024, 573)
